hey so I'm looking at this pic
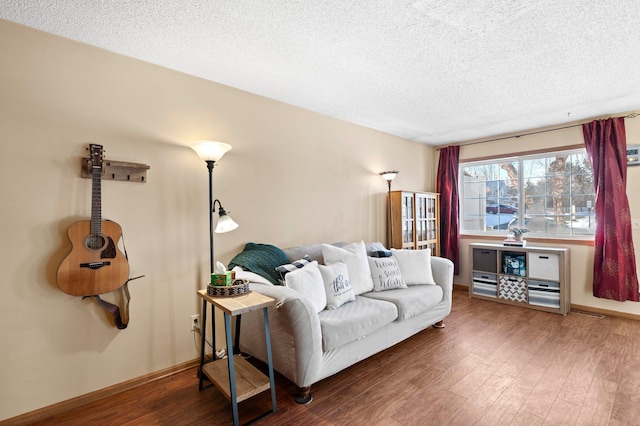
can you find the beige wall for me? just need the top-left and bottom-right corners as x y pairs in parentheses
(0, 20), (435, 420)
(456, 118), (640, 316)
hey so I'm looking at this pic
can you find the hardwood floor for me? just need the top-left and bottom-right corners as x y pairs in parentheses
(21, 290), (640, 425)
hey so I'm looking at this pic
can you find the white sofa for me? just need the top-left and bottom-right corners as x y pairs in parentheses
(232, 242), (454, 403)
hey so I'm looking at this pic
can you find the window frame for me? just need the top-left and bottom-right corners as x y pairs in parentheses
(459, 145), (596, 241)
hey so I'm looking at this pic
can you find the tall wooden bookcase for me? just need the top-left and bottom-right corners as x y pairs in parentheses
(388, 191), (440, 256)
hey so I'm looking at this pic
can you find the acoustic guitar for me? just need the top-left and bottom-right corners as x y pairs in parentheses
(57, 144), (130, 296)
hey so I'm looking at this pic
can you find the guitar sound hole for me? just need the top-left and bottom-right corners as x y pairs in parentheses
(86, 234), (106, 251)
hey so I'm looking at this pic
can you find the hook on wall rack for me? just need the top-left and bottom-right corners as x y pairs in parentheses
(81, 157), (150, 183)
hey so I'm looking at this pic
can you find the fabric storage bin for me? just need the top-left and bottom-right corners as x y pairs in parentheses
(502, 252), (526, 277)
(473, 272), (497, 283)
(473, 248), (498, 273)
(528, 252), (560, 281)
(499, 275), (527, 303)
(472, 272), (497, 298)
(528, 279), (560, 308)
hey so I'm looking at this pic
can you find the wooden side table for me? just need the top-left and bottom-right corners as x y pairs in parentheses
(197, 289), (277, 425)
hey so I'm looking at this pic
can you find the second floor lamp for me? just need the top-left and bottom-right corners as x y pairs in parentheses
(380, 171), (399, 249)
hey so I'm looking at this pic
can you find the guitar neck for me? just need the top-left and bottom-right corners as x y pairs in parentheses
(90, 148), (103, 236)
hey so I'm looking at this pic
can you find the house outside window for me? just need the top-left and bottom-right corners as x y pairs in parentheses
(460, 148), (595, 238)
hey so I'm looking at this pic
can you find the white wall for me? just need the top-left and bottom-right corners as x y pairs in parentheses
(0, 20), (435, 420)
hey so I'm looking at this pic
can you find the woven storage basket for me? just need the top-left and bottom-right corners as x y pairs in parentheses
(207, 279), (250, 297)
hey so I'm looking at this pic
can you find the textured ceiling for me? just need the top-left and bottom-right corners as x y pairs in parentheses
(2, 1), (640, 145)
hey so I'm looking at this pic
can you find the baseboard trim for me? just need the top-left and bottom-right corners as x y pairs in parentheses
(570, 304), (640, 321)
(453, 284), (639, 321)
(2, 358), (200, 425)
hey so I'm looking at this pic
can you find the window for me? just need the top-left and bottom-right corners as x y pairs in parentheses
(461, 148), (595, 237)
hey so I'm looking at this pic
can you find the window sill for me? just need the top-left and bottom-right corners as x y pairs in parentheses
(460, 233), (595, 246)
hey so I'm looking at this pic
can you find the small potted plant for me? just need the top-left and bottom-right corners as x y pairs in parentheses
(509, 227), (529, 241)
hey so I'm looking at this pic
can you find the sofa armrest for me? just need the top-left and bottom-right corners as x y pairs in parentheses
(431, 256), (454, 300)
(239, 283), (324, 387)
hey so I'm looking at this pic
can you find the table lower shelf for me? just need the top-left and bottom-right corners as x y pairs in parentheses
(202, 355), (271, 403)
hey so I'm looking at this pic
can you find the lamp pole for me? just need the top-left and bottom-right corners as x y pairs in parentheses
(379, 171), (399, 249)
(207, 160), (216, 275)
(387, 179), (394, 249)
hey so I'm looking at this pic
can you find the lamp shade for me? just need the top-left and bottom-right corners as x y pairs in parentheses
(215, 214), (239, 233)
(190, 140), (232, 162)
(380, 170), (399, 182)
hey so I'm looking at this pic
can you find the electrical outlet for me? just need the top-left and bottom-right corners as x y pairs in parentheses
(190, 314), (200, 331)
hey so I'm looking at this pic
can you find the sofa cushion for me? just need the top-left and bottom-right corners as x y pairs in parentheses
(370, 249), (393, 258)
(283, 244), (326, 264)
(284, 261), (327, 313)
(368, 256), (407, 291)
(391, 249), (436, 285)
(282, 242), (386, 264)
(322, 241), (374, 295)
(318, 262), (355, 309)
(318, 295), (398, 351)
(364, 242), (388, 256)
(361, 285), (443, 321)
(276, 255), (312, 283)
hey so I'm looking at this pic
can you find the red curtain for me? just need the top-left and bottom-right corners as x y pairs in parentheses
(436, 146), (460, 274)
(583, 117), (639, 301)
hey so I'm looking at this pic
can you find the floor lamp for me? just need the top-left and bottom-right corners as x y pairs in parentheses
(190, 140), (239, 358)
(380, 171), (399, 249)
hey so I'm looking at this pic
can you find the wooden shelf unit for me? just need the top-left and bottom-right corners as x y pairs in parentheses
(469, 243), (570, 315)
(201, 355), (271, 403)
(389, 191), (440, 255)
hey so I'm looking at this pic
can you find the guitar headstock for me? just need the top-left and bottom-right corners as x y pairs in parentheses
(88, 144), (104, 171)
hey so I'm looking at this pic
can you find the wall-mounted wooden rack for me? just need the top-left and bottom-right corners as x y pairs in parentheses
(82, 158), (150, 183)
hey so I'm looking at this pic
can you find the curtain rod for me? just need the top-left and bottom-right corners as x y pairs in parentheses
(436, 112), (639, 150)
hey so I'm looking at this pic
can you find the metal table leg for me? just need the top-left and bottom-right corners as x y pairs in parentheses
(263, 307), (277, 413)
(224, 312), (239, 426)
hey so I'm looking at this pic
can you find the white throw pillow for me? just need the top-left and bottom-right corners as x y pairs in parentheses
(390, 249), (436, 285)
(284, 261), (327, 313)
(322, 241), (374, 295)
(368, 256), (407, 291)
(318, 262), (355, 309)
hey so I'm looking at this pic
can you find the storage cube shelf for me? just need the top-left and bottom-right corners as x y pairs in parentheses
(469, 243), (570, 315)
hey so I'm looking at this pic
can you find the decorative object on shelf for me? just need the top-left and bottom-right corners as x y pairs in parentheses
(379, 171), (399, 248)
(508, 227), (528, 240)
(502, 252), (526, 276)
(503, 239), (527, 247)
(191, 140), (239, 351)
(207, 279), (250, 297)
